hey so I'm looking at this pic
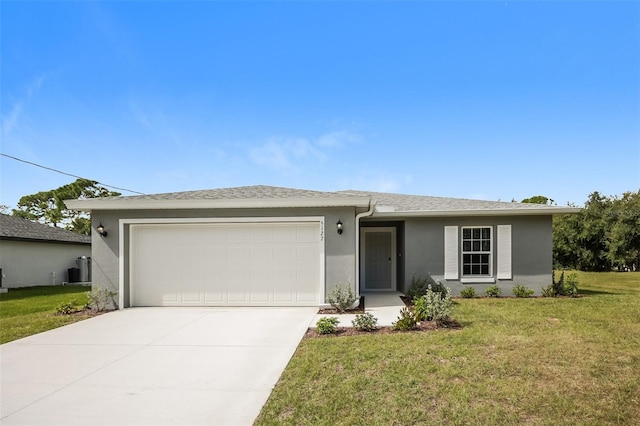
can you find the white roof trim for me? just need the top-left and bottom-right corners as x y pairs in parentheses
(64, 196), (371, 211)
(372, 207), (581, 217)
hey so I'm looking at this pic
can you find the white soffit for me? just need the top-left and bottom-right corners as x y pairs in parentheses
(65, 196), (371, 211)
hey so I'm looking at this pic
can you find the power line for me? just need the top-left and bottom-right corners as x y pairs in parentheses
(1, 152), (145, 195)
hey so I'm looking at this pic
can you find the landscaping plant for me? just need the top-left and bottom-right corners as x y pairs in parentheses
(392, 307), (417, 331)
(413, 285), (453, 324)
(512, 284), (534, 298)
(326, 283), (356, 313)
(485, 285), (501, 298)
(56, 299), (78, 315)
(316, 317), (339, 335)
(351, 312), (378, 332)
(85, 287), (118, 311)
(460, 287), (476, 298)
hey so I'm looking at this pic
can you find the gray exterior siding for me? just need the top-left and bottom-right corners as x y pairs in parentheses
(400, 215), (552, 296)
(91, 207), (358, 308)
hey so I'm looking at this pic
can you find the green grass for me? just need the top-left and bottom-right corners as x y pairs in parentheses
(256, 271), (640, 425)
(0, 285), (94, 344)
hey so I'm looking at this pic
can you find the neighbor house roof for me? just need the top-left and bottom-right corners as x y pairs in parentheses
(64, 185), (580, 216)
(0, 214), (91, 244)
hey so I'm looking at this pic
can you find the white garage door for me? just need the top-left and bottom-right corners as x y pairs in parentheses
(129, 221), (323, 306)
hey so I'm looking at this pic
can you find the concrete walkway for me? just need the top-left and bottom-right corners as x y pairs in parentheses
(1, 307), (317, 426)
(312, 292), (406, 327)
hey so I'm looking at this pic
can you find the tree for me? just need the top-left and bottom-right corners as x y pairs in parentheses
(521, 195), (555, 205)
(552, 190), (640, 272)
(12, 179), (120, 235)
(606, 191), (640, 271)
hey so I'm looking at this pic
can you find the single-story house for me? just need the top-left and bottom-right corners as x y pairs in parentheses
(65, 185), (579, 308)
(0, 213), (91, 288)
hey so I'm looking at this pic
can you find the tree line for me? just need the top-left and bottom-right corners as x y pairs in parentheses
(548, 191), (639, 272)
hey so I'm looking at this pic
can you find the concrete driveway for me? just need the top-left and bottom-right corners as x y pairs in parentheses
(1, 307), (317, 425)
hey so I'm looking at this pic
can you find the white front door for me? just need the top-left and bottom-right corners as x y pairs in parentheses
(361, 227), (396, 291)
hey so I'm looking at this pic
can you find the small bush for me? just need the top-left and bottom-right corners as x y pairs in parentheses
(316, 317), (339, 335)
(56, 299), (78, 315)
(547, 271), (579, 297)
(413, 285), (453, 324)
(86, 287), (118, 311)
(541, 284), (556, 297)
(327, 283), (357, 313)
(460, 287), (476, 298)
(352, 313), (378, 332)
(564, 273), (579, 297)
(393, 307), (417, 331)
(485, 285), (501, 298)
(406, 274), (429, 301)
(512, 284), (535, 298)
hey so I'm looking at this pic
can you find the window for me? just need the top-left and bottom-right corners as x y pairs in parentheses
(462, 227), (492, 276)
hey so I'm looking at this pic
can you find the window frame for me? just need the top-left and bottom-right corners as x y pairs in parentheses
(461, 226), (493, 279)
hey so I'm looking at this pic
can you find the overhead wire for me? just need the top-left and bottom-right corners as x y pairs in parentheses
(1, 152), (145, 195)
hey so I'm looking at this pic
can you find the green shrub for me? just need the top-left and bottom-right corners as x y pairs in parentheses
(485, 285), (501, 298)
(564, 273), (579, 297)
(552, 270), (565, 296)
(351, 313), (378, 332)
(413, 285), (453, 324)
(406, 273), (429, 301)
(86, 287), (118, 311)
(393, 307), (417, 331)
(547, 271), (579, 297)
(56, 299), (78, 315)
(512, 284), (535, 298)
(460, 287), (476, 298)
(541, 284), (556, 297)
(316, 317), (339, 335)
(327, 283), (356, 313)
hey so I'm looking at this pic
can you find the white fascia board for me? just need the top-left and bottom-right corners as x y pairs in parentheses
(371, 207), (581, 217)
(65, 196), (371, 211)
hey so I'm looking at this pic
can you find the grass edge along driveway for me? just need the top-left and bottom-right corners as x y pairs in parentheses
(0, 285), (96, 344)
(256, 271), (640, 426)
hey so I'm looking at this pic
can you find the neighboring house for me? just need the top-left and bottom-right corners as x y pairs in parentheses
(0, 214), (91, 288)
(65, 185), (579, 308)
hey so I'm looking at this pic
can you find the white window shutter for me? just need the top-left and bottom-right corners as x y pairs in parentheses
(497, 225), (512, 280)
(444, 226), (459, 280)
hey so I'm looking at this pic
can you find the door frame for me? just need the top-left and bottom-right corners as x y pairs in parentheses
(360, 227), (397, 292)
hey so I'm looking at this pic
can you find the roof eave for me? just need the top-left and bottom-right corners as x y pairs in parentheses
(64, 196), (372, 212)
(371, 207), (582, 217)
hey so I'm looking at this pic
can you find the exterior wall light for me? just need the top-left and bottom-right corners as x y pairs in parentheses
(96, 223), (108, 237)
(336, 220), (343, 235)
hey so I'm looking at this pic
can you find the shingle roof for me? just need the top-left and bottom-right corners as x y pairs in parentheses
(0, 214), (91, 244)
(65, 185), (579, 216)
(86, 185), (358, 202)
(340, 190), (567, 213)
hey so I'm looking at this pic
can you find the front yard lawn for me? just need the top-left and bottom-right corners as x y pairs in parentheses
(0, 285), (97, 344)
(256, 271), (640, 425)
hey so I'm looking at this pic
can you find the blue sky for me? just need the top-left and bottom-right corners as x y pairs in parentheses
(2, 1), (639, 209)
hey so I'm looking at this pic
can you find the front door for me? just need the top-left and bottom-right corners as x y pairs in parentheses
(361, 227), (396, 291)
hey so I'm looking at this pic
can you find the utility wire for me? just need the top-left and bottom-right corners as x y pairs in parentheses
(1, 152), (145, 195)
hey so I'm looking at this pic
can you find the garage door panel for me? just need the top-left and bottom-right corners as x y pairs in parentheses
(130, 221), (323, 307)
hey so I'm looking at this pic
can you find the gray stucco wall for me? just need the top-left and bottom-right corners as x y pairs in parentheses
(91, 207), (357, 308)
(0, 240), (91, 288)
(401, 215), (553, 296)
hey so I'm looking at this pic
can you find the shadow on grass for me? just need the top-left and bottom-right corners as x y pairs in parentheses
(578, 289), (615, 296)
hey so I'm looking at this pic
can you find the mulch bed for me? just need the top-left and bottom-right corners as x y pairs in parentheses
(304, 318), (462, 339)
